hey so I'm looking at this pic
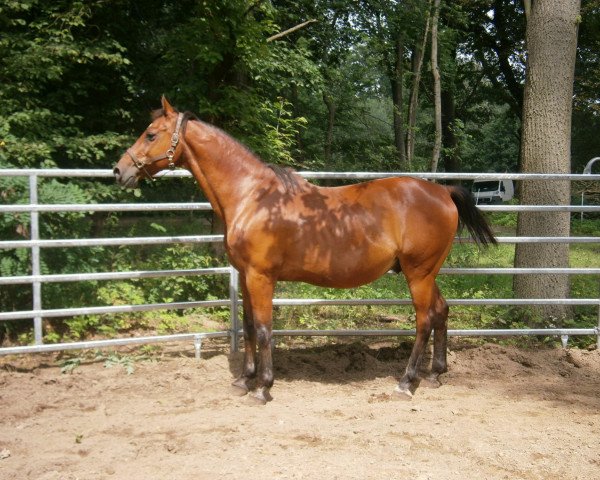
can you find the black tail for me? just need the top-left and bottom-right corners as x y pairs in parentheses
(448, 186), (497, 247)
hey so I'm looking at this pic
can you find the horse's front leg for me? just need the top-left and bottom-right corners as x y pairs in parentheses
(242, 269), (275, 405)
(231, 273), (257, 395)
(421, 284), (449, 389)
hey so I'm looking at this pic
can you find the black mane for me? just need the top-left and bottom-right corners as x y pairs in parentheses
(267, 164), (301, 192)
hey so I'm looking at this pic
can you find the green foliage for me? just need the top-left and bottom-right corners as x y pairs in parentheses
(572, 218), (600, 236)
(248, 97), (308, 166)
(47, 241), (228, 342)
(0, 0), (134, 169)
(103, 352), (137, 375)
(60, 356), (81, 374)
(460, 103), (520, 173)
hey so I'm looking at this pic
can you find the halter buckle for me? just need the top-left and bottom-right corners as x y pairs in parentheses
(167, 147), (176, 169)
(128, 112), (184, 175)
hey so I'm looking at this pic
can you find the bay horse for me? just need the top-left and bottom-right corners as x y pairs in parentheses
(113, 97), (496, 404)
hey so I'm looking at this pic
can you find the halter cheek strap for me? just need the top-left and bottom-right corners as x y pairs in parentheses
(128, 112), (185, 179)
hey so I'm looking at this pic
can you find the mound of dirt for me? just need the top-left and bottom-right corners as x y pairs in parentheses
(1, 340), (599, 479)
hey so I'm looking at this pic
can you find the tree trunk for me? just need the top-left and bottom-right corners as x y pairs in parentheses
(390, 33), (407, 169)
(513, 0), (580, 322)
(323, 92), (336, 165)
(406, 1), (432, 170)
(441, 88), (460, 174)
(290, 82), (305, 164)
(429, 0), (442, 173)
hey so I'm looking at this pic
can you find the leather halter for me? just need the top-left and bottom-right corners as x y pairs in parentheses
(127, 112), (185, 179)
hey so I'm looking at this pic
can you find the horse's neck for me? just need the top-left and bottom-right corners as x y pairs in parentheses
(183, 121), (272, 223)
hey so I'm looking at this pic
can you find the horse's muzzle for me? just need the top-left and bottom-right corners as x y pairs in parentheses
(113, 166), (139, 189)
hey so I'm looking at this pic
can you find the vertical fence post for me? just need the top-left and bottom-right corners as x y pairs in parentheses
(597, 297), (600, 350)
(229, 266), (240, 352)
(29, 174), (43, 345)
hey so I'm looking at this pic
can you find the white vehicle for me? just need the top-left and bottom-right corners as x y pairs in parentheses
(471, 179), (514, 204)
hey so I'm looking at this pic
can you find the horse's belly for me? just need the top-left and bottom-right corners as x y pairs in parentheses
(280, 247), (396, 288)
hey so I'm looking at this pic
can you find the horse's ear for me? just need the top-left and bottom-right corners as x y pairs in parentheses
(161, 96), (176, 116)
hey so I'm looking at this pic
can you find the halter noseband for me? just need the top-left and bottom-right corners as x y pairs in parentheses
(127, 112), (185, 179)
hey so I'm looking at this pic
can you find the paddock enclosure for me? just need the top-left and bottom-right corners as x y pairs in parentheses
(1, 169), (599, 355)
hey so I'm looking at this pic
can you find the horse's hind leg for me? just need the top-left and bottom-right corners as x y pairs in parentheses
(421, 284), (449, 388)
(395, 274), (436, 400)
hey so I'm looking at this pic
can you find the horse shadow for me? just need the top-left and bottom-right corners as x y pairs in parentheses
(226, 340), (417, 385)
(225, 340), (600, 411)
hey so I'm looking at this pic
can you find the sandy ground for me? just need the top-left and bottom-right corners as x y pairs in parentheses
(1, 339), (599, 480)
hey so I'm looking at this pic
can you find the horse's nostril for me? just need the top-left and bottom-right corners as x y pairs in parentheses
(113, 167), (120, 177)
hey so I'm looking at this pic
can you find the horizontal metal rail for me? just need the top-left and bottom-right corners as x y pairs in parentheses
(299, 171), (600, 181)
(1, 203), (599, 214)
(272, 298), (599, 307)
(1, 235), (597, 250)
(0, 267), (231, 285)
(439, 267), (600, 275)
(0, 299), (230, 321)
(2, 266), (598, 287)
(2, 327), (598, 357)
(2, 168), (600, 181)
(1, 169), (118, 178)
(0, 234), (224, 249)
(1, 298), (597, 323)
(477, 205), (600, 212)
(0, 202), (213, 213)
(273, 328), (599, 337)
(484, 237), (597, 243)
(0, 331), (229, 356)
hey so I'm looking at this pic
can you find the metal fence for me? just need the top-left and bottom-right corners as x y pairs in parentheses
(1, 169), (599, 356)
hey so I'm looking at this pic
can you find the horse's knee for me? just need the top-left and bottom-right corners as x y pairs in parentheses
(256, 324), (272, 347)
(431, 297), (448, 330)
(440, 298), (449, 317)
(439, 298), (449, 320)
(243, 330), (255, 343)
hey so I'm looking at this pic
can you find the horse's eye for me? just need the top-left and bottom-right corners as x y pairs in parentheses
(146, 132), (157, 142)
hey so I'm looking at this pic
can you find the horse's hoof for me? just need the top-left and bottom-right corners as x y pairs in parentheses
(230, 379), (249, 396)
(420, 375), (442, 389)
(230, 384), (249, 396)
(244, 393), (267, 406)
(392, 385), (413, 401)
(244, 388), (272, 406)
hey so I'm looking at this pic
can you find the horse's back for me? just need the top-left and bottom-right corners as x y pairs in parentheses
(332, 176), (458, 237)
(284, 177), (457, 285)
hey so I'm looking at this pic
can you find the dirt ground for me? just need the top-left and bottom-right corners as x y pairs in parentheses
(1, 339), (599, 480)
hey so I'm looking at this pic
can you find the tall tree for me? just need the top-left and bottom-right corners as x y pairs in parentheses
(513, 0), (581, 321)
(429, 0), (442, 172)
(406, 0), (432, 169)
(359, 0), (414, 170)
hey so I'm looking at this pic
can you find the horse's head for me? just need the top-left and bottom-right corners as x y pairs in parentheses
(113, 97), (185, 188)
